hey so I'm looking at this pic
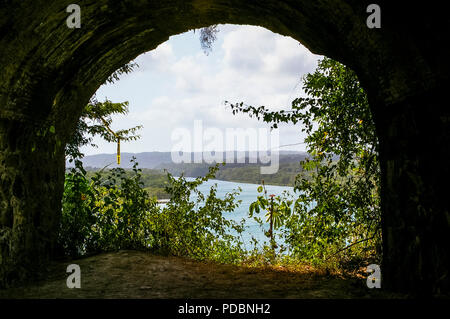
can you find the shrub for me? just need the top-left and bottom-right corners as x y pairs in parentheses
(58, 159), (246, 264)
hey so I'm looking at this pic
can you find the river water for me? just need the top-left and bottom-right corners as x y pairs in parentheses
(186, 178), (295, 250)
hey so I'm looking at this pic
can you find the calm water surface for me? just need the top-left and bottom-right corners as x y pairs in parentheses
(186, 178), (295, 250)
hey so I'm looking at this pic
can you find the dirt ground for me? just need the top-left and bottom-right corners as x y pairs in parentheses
(0, 250), (399, 299)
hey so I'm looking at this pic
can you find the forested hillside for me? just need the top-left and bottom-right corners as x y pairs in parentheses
(84, 168), (171, 199)
(75, 151), (308, 187)
(159, 161), (304, 186)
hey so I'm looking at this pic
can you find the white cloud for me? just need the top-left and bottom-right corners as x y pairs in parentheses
(86, 25), (322, 155)
(136, 42), (176, 72)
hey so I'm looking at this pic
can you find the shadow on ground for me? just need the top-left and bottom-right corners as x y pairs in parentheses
(0, 250), (402, 298)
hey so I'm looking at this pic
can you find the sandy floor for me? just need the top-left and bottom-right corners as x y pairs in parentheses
(0, 250), (396, 299)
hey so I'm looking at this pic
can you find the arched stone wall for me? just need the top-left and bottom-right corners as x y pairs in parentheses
(0, 0), (449, 295)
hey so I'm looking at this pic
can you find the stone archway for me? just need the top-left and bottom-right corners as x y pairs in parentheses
(0, 1), (449, 295)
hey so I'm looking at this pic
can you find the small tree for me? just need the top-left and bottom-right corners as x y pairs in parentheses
(66, 62), (142, 162)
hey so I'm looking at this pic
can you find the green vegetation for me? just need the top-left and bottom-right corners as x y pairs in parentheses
(161, 161), (303, 186)
(59, 159), (157, 257)
(65, 62), (142, 162)
(60, 58), (247, 263)
(228, 57), (381, 269)
(59, 158), (247, 263)
(59, 57), (380, 273)
(85, 168), (170, 199)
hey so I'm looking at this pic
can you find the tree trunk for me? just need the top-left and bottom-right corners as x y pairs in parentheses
(0, 119), (65, 287)
(378, 83), (450, 296)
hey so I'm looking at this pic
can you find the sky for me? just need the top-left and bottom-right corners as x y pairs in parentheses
(83, 24), (322, 156)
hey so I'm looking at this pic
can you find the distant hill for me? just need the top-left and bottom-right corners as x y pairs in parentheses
(68, 151), (309, 169)
(67, 152), (173, 169)
(68, 151), (311, 186)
